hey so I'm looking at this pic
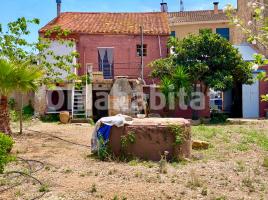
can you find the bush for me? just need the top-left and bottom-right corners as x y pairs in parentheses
(9, 110), (20, 122)
(210, 111), (228, 124)
(8, 98), (16, 110)
(40, 114), (59, 122)
(0, 133), (15, 173)
(9, 104), (34, 122)
(23, 104), (34, 117)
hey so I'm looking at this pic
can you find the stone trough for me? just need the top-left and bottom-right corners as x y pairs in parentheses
(109, 118), (191, 161)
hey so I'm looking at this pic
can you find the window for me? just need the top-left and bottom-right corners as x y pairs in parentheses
(216, 28), (230, 41)
(98, 48), (114, 79)
(136, 44), (147, 56)
(170, 31), (176, 37)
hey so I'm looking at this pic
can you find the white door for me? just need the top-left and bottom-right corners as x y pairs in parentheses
(242, 75), (259, 118)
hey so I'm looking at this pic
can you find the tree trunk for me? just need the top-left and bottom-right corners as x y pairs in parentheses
(192, 84), (199, 120)
(0, 95), (12, 135)
(19, 94), (23, 134)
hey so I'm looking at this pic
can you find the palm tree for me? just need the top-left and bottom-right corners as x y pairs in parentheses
(0, 59), (43, 135)
(160, 66), (191, 116)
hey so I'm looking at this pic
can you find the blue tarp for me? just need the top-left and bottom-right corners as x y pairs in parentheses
(97, 124), (112, 144)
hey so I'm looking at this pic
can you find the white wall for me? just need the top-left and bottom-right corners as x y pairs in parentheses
(46, 40), (77, 79)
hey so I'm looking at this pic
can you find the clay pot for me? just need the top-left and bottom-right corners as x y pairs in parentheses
(60, 111), (70, 124)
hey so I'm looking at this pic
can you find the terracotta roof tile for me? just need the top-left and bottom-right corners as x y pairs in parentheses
(40, 12), (170, 35)
(168, 10), (228, 25)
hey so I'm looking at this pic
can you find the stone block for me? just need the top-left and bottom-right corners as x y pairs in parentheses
(192, 140), (209, 150)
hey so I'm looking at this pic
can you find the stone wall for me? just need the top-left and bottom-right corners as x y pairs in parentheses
(109, 118), (191, 161)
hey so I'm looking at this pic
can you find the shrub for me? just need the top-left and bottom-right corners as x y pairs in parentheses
(0, 132), (15, 173)
(9, 104), (34, 122)
(40, 114), (59, 122)
(8, 98), (16, 110)
(23, 104), (34, 117)
(210, 111), (228, 124)
(9, 110), (20, 122)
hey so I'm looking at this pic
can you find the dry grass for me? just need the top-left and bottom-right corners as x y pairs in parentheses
(0, 120), (268, 199)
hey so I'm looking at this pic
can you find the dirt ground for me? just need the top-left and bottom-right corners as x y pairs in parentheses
(1, 120), (268, 200)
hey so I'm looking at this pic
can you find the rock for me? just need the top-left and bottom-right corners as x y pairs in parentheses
(192, 153), (205, 160)
(192, 140), (209, 150)
(182, 158), (192, 162)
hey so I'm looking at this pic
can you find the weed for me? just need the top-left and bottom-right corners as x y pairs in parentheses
(89, 118), (95, 126)
(15, 189), (23, 197)
(263, 156), (268, 169)
(39, 184), (49, 193)
(108, 168), (117, 175)
(128, 159), (140, 166)
(90, 184), (97, 193)
(119, 132), (136, 161)
(186, 170), (202, 189)
(0, 178), (8, 186)
(159, 151), (169, 174)
(201, 187), (208, 196)
(168, 124), (186, 145)
(97, 136), (113, 161)
(235, 160), (246, 172)
(213, 196), (227, 200)
(141, 161), (155, 168)
(145, 175), (158, 183)
(242, 170), (255, 192)
(120, 132), (136, 149)
(134, 171), (142, 178)
(235, 143), (249, 152)
(64, 169), (72, 174)
(113, 195), (119, 200)
(171, 177), (176, 183)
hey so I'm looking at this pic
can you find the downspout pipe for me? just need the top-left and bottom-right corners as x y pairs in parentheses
(158, 35), (162, 58)
(140, 26), (144, 81)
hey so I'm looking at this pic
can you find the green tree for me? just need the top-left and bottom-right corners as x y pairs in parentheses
(0, 18), (80, 134)
(151, 30), (253, 119)
(0, 60), (42, 134)
(225, 1), (268, 49)
(225, 1), (268, 101)
(159, 67), (191, 109)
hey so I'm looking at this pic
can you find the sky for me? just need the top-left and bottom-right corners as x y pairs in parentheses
(0, 0), (237, 43)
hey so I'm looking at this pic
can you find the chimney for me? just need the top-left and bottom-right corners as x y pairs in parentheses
(213, 2), (219, 14)
(56, 0), (62, 17)
(160, 1), (168, 12)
